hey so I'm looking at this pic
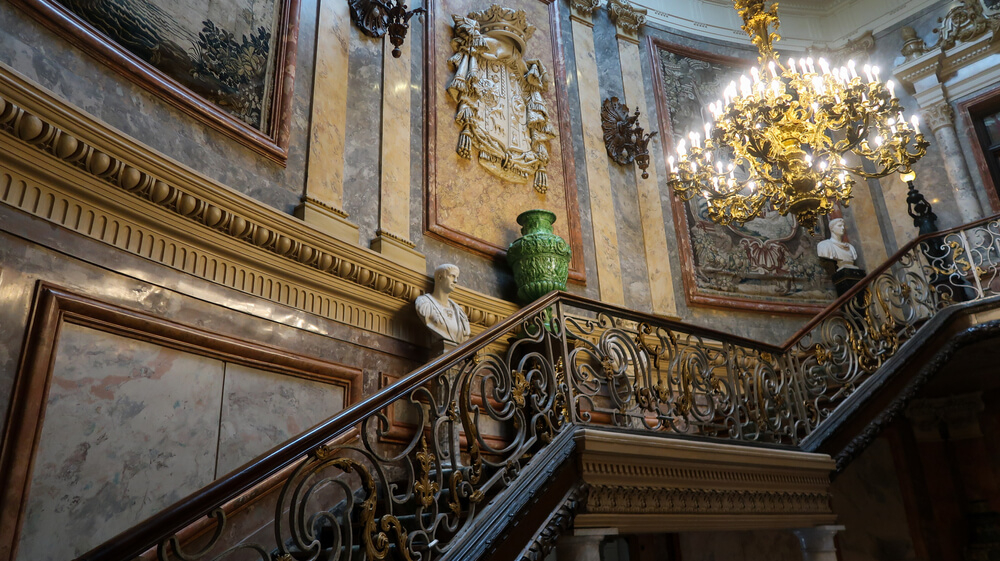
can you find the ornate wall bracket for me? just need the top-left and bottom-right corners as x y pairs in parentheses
(447, 5), (556, 193)
(348, 0), (425, 57)
(601, 97), (657, 179)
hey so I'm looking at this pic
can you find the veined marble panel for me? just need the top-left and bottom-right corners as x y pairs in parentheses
(572, 17), (625, 306)
(17, 323), (224, 561)
(379, 42), (413, 242)
(216, 363), (347, 476)
(618, 37), (677, 317)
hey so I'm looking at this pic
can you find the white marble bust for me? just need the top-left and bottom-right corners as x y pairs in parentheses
(415, 264), (471, 345)
(817, 218), (859, 270)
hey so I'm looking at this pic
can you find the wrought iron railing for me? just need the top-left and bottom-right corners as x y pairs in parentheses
(79, 215), (1000, 561)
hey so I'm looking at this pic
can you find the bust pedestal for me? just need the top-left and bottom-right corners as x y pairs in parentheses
(832, 266), (866, 296)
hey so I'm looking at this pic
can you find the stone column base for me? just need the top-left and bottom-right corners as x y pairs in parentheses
(295, 198), (360, 245)
(371, 231), (426, 273)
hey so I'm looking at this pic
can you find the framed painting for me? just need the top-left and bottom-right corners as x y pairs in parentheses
(424, 0), (586, 284)
(9, 0), (300, 164)
(648, 38), (838, 314)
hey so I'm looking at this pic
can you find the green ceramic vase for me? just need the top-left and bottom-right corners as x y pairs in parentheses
(507, 209), (572, 304)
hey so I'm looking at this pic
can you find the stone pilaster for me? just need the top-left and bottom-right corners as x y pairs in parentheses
(612, 7), (678, 317)
(569, 1), (625, 305)
(556, 529), (615, 561)
(297, 0), (360, 244)
(373, 36), (425, 272)
(792, 526), (845, 561)
(922, 101), (984, 224)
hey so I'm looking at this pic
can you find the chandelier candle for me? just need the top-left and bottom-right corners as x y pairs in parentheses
(666, 0), (929, 229)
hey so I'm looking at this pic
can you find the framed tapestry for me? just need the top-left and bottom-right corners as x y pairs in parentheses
(9, 0), (300, 163)
(425, 0), (586, 283)
(649, 38), (837, 314)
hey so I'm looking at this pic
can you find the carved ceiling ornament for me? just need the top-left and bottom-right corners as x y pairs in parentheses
(903, 0), (1000, 58)
(447, 5), (557, 194)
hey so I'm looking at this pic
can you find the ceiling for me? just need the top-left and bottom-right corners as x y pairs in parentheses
(634, 0), (942, 50)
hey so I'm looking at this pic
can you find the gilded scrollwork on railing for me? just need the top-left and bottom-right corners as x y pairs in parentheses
(108, 218), (1000, 561)
(151, 308), (567, 561)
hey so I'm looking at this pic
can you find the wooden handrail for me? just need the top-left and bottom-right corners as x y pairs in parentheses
(79, 212), (1000, 561)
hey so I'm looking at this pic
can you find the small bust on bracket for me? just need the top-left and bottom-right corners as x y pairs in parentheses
(817, 218), (858, 270)
(416, 264), (471, 347)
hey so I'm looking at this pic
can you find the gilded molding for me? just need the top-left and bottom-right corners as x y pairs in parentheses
(606, 0), (646, 37)
(0, 65), (517, 341)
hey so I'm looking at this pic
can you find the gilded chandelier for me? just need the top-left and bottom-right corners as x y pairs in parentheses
(666, 0), (929, 229)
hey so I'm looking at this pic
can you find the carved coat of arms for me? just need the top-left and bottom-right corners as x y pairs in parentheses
(447, 5), (556, 194)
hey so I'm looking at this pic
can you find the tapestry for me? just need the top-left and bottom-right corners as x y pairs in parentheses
(653, 42), (838, 313)
(56, 0), (282, 131)
(426, 0), (585, 282)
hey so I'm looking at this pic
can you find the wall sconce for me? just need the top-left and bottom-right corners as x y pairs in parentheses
(601, 96), (657, 179)
(349, 0), (425, 58)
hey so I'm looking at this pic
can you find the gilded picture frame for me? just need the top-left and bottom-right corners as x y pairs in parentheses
(8, 0), (300, 164)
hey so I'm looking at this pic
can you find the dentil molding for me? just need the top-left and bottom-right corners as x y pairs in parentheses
(0, 63), (517, 343)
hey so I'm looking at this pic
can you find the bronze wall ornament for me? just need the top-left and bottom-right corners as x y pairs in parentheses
(601, 96), (657, 179)
(348, 0), (425, 58)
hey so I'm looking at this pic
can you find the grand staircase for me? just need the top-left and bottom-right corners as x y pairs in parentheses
(76, 214), (1000, 561)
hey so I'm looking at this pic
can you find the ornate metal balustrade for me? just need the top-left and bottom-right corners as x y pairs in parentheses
(80, 216), (1000, 561)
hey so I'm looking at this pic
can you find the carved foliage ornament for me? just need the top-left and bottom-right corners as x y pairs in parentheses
(902, 0), (1000, 58)
(606, 0), (647, 35)
(447, 5), (557, 193)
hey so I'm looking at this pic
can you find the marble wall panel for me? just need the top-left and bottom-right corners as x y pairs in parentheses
(0, 0), (318, 214)
(17, 323), (225, 561)
(831, 436), (917, 561)
(216, 364), (347, 476)
(341, 25), (383, 245)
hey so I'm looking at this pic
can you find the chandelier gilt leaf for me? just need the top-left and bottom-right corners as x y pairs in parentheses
(665, 0), (929, 229)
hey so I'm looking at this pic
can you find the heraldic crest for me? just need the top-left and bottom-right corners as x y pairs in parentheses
(447, 5), (557, 194)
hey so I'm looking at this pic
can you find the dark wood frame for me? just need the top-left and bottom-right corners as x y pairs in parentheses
(424, 0), (587, 284)
(0, 283), (362, 561)
(647, 37), (829, 315)
(957, 87), (1000, 214)
(8, 0), (301, 165)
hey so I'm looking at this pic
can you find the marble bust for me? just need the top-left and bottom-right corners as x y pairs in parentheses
(416, 264), (471, 345)
(817, 218), (859, 270)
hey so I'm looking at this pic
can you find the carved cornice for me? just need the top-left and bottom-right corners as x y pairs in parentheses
(586, 485), (832, 515)
(301, 195), (349, 218)
(806, 31), (875, 63)
(922, 101), (956, 132)
(606, 0), (646, 38)
(573, 429), (837, 531)
(375, 228), (417, 248)
(0, 64), (517, 342)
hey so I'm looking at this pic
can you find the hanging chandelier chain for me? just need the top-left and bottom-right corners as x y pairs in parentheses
(736, 0), (782, 66)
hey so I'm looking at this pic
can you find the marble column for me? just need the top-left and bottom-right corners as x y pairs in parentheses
(923, 101), (983, 224)
(791, 525), (845, 561)
(570, 0), (625, 306)
(296, 0), (361, 244)
(372, 36), (426, 272)
(556, 529), (613, 561)
(609, 0), (678, 317)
